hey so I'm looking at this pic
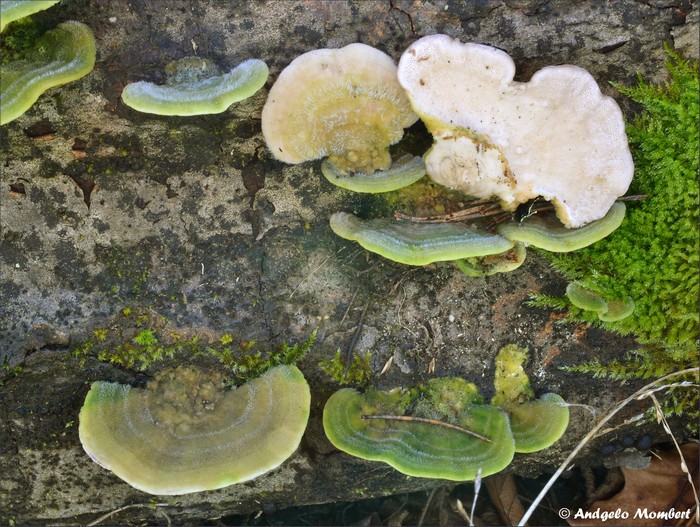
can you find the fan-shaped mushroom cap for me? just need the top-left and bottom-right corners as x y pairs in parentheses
(262, 43), (418, 174)
(398, 35), (634, 228)
(330, 212), (513, 266)
(323, 386), (515, 481)
(79, 365), (310, 495)
(0, 21), (96, 125)
(121, 57), (268, 116)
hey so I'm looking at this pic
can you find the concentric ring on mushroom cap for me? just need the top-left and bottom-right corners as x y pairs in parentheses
(262, 43), (418, 175)
(323, 388), (515, 481)
(79, 365), (310, 495)
(398, 34), (634, 228)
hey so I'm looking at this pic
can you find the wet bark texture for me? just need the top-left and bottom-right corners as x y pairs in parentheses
(0, 0), (697, 524)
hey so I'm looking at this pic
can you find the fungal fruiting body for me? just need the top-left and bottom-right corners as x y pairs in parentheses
(261, 43), (418, 174)
(323, 381), (515, 481)
(121, 57), (268, 116)
(321, 154), (426, 193)
(0, 21), (96, 125)
(455, 243), (527, 277)
(0, 0), (60, 32)
(397, 35), (634, 228)
(497, 202), (626, 252)
(491, 345), (569, 453)
(79, 364), (310, 495)
(566, 282), (635, 322)
(330, 212), (513, 266)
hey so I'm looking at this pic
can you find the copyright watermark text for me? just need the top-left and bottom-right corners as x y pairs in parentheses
(558, 507), (693, 522)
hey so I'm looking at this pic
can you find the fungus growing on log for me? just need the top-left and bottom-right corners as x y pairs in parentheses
(0, 0), (59, 32)
(79, 364), (310, 495)
(261, 43), (418, 175)
(329, 212), (513, 266)
(321, 154), (426, 193)
(0, 21), (96, 125)
(397, 34), (634, 228)
(323, 380), (515, 480)
(497, 202), (626, 252)
(491, 345), (569, 453)
(121, 57), (268, 116)
(566, 282), (635, 322)
(455, 243), (527, 277)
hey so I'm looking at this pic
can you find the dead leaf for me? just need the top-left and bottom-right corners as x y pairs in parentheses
(568, 443), (699, 526)
(486, 473), (526, 526)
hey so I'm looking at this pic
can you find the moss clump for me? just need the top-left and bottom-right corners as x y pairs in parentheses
(318, 349), (372, 386)
(0, 16), (46, 63)
(71, 307), (316, 380)
(532, 49), (699, 421)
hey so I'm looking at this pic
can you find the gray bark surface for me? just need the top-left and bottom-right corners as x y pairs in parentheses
(0, 0), (697, 524)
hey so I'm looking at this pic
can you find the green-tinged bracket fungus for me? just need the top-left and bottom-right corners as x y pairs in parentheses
(321, 154), (426, 193)
(79, 365), (311, 495)
(397, 35), (634, 228)
(261, 43), (418, 175)
(497, 202), (627, 252)
(121, 57), (268, 116)
(566, 282), (635, 322)
(329, 211), (513, 266)
(323, 379), (515, 480)
(0, 20), (96, 125)
(0, 0), (59, 32)
(491, 345), (569, 453)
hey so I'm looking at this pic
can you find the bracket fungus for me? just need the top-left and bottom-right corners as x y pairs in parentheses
(397, 35), (634, 228)
(455, 243), (527, 277)
(0, 21), (96, 125)
(323, 381), (515, 481)
(491, 345), (569, 453)
(497, 202), (626, 253)
(121, 57), (268, 116)
(0, 0), (60, 32)
(79, 364), (310, 495)
(321, 154), (426, 193)
(261, 43), (418, 175)
(566, 282), (635, 322)
(330, 212), (513, 266)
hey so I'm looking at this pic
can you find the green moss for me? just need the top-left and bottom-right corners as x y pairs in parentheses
(71, 307), (316, 379)
(318, 349), (372, 385)
(540, 49), (698, 350)
(0, 16), (45, 63)
(533, 49), (699, 420)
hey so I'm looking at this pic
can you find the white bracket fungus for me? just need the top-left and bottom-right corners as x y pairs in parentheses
(397, 35), (634, 228)
(262, 43), (418, 175)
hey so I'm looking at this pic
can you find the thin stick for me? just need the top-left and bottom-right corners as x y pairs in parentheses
(87, 503), (171, 527)
(518, 367), (699, 526)
(470, 468), (483, 527)
(417, 486), (438, 527)
(289, 254), (333, 298)
(361, 414), (492, 443)
(343, 300), (370, 379)
(648, 393), (700, 522)
(395, 195), (649, 224)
